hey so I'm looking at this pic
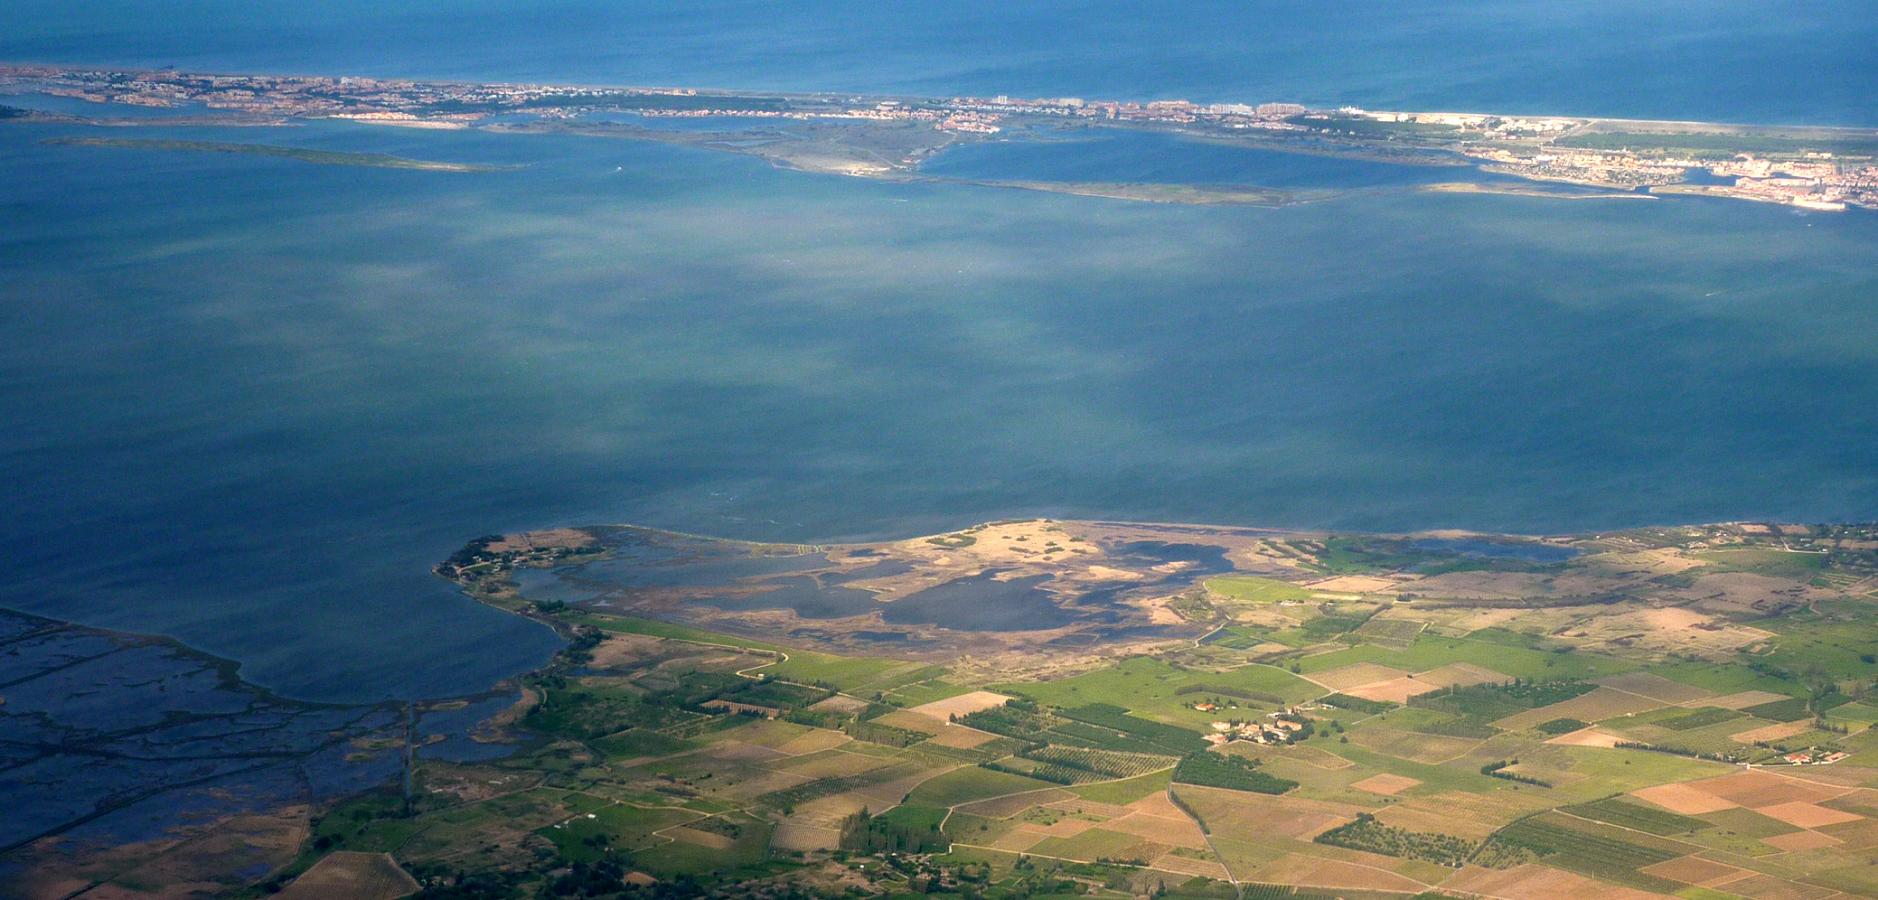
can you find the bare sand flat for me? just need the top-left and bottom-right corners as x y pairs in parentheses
(1351, 773), (1421, 796)
(909, 690), (1012, 719)
(1633, 782), (1739, 814)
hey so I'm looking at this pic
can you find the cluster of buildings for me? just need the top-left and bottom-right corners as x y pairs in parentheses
(1467, 146), (1691, 188)
(7, 63), (1875, 211)
(1464, 145), (1874, 210)
(1202, 707), (1316, 746)
(1780, 748), (1850, 766)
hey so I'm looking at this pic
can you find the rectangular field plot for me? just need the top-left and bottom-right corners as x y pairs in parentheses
(1486, 812), (1690, 893)
(1493, 687), (1664, 731)
(1705, 689), (1795, 710)
(1443, 862), (1674, 900)
(1345, 726), (1483, 764)
(1561, 797), (1712, 835)
(1307, 663), (1410, 692)
(1593, 671), (1716, 704)
(1637, 854), (1751, 887)
(1353, 617), (1424, 647)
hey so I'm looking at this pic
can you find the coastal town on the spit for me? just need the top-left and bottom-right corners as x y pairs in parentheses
(5, 62), (1875, 210)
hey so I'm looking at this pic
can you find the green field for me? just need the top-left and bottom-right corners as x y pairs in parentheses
(1487, 812), (1687, 893)
(1206, 575), (1314, 604)
(536, 804), (701, 863)
(906, 766), (1058, 808)
(1560, 797), (1711, 835)
(997, 656), (1320, 725)
(1692, 547), (1828, 578)
(1295, 633), (1634, 682)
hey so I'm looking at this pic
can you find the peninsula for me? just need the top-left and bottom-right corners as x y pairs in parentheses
(5, 63), (1876, 210)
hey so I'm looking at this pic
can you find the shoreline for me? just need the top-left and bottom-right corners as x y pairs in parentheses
(7, 62), (1874, 211)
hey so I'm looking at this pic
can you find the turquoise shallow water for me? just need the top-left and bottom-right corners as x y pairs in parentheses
(2, 3), (1876, 702)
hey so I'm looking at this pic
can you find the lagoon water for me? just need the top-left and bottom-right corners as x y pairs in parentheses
(3, 5), (1877, 702)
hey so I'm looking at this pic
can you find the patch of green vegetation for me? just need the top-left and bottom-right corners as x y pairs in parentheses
(1016, 746), (1176, 784)
(1380, 706), (1501, 738)
(997, 656), (1319, 719)
(1172, 683), (1287, 705)
(1057, 704), (1210, 754)
(1069, 768), (1172, 805)
(1484, 813), (1686, 892)
(1206, 575), (1313, 604)
(1409, 679), (1594, 722)
(841, 806), (949, 853)
(536, 803), (699, 863)
(926, 533), (977, 548)
(906, 766), (1057, 808)
(756, 762), (923, 812)
(591, 728), (693, 759)
(1692, 548), (1828, 579)
(1297, 632), (1632, 681)
(1743, 697), (1812, 722)
(1535, 718), (1590, 735)
(1172, 753), (1297, 795)
(568, 613), (785, 652)
(1651, 707), (1743, 731)
(885, 678), (971, 707)
(1299, 615), (1367, 641)
(1314, 813), (1476, 867)
(1321, 693), (1396, 715)
(525, 679), (696, 740)
(1561, 797), (1711, 835)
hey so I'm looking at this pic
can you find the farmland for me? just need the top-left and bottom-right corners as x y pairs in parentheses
(232, 518), (1878, 898)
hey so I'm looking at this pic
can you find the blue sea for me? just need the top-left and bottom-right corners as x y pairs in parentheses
(2, 2), (1876, 702)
